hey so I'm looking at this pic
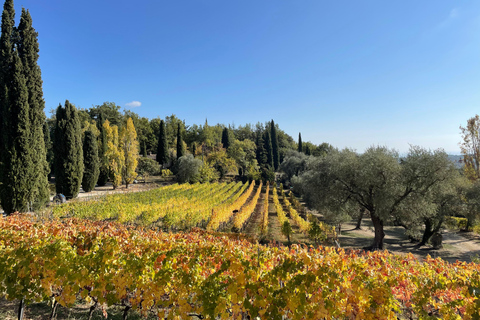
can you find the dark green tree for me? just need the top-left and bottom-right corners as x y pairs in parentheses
(82, 130), (99, 192)
(221, 127), (231, 149)
(270, 120), (280, 170)
(264, 130), (274, 169)
(96, 113), (109, 186)
(298, 132), (303, 153)
(54, 100), (84, 199)
(305, 145), (311, 156)
(156, 119), (168, 166)
(141, 140), (147, 157)
(255, 131), (267, 166)
(0, 0), (15, 212)
(17, 8), (49, 209)
(176, 123), (185, 159)
(0, 48), (35, 213)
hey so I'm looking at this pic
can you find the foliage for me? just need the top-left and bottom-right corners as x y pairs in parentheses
(3, 214), (480, 319)
(293, 146), (457, 249)
(197, 162), (219, 183)
(81, 130), (100, 192)
(156, 119), (168, 166)
(103, 120), (124, 189)
(96, 114), (109, 186)
(120, 117), (139, 188)
(177, 154), (203, 183)
(270, 120), (280, 170)
(136, 157), (161, 178)
(54, 100), (84, 199)
(281, 220), (293, 243)
(176, 122), (185, 159)
(207, 149), (237, 179)
(460, 115), (480, 181)
(279, 150), (310, 183)
(221, 127), (231, 149)
(298, 132), (302, 152)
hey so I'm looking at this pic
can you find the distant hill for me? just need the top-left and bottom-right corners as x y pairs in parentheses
(448, 155), (464, 169)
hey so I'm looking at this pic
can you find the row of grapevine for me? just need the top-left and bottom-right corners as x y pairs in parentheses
(50, 182), (255, 230)
(272, 186), (288, 226)
(261, 184), (269, 234)
(207, 181), (255, 231)
(286, 191), (337, 240)
(283, 195), (309, 233)
(1, 214), (480, 319)
(232, 182), (263, 230)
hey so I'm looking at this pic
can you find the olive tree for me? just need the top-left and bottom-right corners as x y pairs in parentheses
(294, 146), (456, 250)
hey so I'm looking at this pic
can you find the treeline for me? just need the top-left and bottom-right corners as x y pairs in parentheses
(44, 101), (326, 186)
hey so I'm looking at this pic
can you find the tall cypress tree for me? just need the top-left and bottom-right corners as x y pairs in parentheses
(82, 130), (99, 192)
(255, 131), (267, 166)
(0, 0), (15, 212)
(298, 133), (303, 153)
(17, 8), (49, 209)
(270, 120), (279, 171)
(264, 130), (274, 169)
(0, 49), (34, 213)
(54, 100), (84, 199)
(156, 119), (168, 166)
(221, 127), (231, 149)
(176, 123), (185, 159)
(96, 113), (109, 186)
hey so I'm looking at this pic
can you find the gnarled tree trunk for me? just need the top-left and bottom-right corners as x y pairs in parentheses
(370, 212), (385, 250)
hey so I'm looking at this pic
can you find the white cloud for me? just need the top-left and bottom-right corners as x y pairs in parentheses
(125, 101), (141, 108)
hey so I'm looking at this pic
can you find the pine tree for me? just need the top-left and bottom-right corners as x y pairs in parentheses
(121, 117), (139, 188)
(264, 130), (274, 169)
(305, 145), (311, 156)
(221, 127), (231, 149)
(176, 123), (185, 159)
(270, 120), (279, 171)
(17, 8), (49, 209)
(82, 130), (99, 192)
(54, 100), (84, 199)
(298, 133), (303, 153)
(96, 113), (109, 186)
(156, 119), (168, 166)
(104, 119), (124, 189)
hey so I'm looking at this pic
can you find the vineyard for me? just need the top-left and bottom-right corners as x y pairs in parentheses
(2, 182), (480, 319)
(1, 214), (480, 319)
(51, 181), (258, 232)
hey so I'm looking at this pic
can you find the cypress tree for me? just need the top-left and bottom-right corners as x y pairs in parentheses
(96, 113), (109, 186)
(0, 0), (15, 212)
(156, 119), (168, 166)
(255, 131), (267, 166)
(54, 100), (84, 199)
(17, 8), (49, 209)
(141, 140), (147, 157)
(270, 120), (279, 170)
(264, 130), (274, 169)
(305, 145), (311, 156)
(298, 133), (303, 153)
(176, 123), (185, 159)
(221, 127), (230, 149)
(82, 130), (99, 192)
(0, 48), (34, 213)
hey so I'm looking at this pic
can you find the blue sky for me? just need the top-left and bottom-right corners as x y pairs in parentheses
(12, 0), (480, 154)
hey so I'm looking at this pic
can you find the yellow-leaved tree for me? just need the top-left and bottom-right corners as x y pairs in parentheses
(121, 117), (139, 188)
(104, 120), (124, 189)
(460, 115), (480, 181)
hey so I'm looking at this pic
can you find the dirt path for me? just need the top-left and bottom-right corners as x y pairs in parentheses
(243, 190), (266, 238)
(338, 219), (480, 263)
